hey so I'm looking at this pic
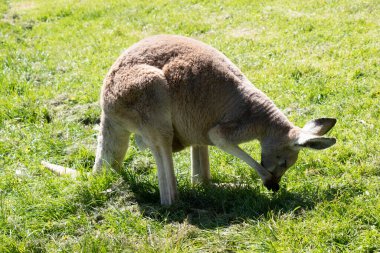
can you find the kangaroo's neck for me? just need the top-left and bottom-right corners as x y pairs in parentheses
(245, 86), (294, 141)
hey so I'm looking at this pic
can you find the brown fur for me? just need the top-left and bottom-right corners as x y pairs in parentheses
(103, 35), (292, 145)
(43, 35), (337, 206)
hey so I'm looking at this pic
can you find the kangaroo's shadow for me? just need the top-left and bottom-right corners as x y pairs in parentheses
(120, 170), (317, 229)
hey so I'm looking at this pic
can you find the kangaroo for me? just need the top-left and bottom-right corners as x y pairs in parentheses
(42, 35), (337, 206)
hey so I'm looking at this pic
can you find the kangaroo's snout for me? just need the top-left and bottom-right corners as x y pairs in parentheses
(261, 161), (280, 192)
(264, 179), (280, 192)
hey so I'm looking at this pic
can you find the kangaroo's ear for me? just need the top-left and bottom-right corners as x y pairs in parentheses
(293, 133), (336, 150)
(302, 118), (337, 136)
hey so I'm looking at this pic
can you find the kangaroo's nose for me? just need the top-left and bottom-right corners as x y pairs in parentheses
(264, 180), (280, 192)
(260, 162), (280, 192)
(263, 175), (280, 192)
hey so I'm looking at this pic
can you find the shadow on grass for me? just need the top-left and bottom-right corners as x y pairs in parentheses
(119, 169), (317, 229)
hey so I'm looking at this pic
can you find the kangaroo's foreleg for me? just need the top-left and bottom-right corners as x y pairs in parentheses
(208, 126), (273, 185)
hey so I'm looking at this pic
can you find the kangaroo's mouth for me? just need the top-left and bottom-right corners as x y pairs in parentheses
(261, 161), (280, 192)
(264, 180), (280, 192)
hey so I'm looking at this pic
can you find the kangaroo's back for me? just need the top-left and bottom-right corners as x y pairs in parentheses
(104, 35), (273, 146)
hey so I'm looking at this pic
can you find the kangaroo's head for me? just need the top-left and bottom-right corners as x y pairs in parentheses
(260, 118), (337, 191)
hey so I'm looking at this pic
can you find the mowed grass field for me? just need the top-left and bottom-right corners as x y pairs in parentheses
(0, 0), (379, 252)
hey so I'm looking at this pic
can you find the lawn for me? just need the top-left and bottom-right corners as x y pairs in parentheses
(0, 0), (379, 252)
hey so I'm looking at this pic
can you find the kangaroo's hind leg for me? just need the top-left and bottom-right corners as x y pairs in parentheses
(137, 80), (178, 205)
(103, 64), (178, 205)
(137, 97), (178, 205)
(93, 113), (131, 173)
(141, 128), (178, 205)
(191, 146), (210, 184)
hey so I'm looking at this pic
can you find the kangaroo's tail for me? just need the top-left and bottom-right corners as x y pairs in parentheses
(41, 161), (79, 178)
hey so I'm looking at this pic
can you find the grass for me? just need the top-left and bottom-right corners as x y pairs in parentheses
(0, 0), (379, 252)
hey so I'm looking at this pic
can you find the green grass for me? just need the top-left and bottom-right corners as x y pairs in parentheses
(1, 0), (379, 252)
